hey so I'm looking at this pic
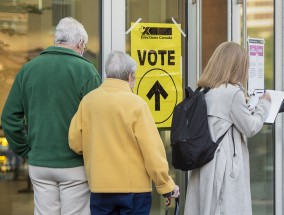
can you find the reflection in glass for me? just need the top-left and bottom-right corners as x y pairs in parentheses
(0, 0), (101, 123)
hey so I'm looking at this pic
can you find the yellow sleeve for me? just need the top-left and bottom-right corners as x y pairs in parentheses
(68, 101), (83, 154)
(134, 104), (175, 195)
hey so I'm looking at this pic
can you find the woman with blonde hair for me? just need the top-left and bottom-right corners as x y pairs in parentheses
(184, 41), (271, 215)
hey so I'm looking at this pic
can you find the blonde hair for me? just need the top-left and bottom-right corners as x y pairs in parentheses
(197, 41), (249, 89)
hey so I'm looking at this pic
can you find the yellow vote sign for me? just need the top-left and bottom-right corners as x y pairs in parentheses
(131, 22), (183, 128)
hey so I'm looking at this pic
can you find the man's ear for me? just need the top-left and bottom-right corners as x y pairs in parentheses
(128, 73), (132, 82)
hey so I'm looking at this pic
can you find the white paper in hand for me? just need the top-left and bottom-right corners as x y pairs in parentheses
(265, 90), (284, 124)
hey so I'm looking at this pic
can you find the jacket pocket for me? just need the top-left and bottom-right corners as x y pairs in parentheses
(214, 147), (226, 209)
(230, 155), (240, 178)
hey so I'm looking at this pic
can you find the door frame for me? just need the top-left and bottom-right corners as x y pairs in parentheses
(275, 0), (283, 214)
(101, 0), (126, 79)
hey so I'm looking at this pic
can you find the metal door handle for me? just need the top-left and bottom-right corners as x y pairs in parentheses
(237, 0), (247, 49)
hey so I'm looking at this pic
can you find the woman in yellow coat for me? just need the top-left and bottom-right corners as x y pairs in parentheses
(69, 51), (179, 214)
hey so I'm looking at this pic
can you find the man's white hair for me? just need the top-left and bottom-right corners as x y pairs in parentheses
(54, 17), (88, 47)
(105, 51), (137, 81)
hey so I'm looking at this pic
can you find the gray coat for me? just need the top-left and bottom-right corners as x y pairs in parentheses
(184, 84), (270, 215)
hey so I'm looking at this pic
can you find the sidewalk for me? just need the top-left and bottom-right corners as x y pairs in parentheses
(0, 179), (34, 215)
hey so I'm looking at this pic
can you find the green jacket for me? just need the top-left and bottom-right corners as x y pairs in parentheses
(1, 46), (101, 168)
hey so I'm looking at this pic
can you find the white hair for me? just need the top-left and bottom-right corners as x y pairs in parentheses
(105, 51), (137, 81)
(54, 17), (88, 47)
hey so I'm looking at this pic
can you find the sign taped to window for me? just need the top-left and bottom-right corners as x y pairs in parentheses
(131, 23), (183, 128)
(247, 38), (265, 96)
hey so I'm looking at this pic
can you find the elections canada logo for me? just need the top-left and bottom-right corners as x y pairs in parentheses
(139, 26), (172, 39)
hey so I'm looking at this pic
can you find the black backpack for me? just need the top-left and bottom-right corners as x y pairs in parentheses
(170, 87), (229, 171)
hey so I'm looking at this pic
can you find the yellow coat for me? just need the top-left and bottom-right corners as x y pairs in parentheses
(69, 78), (175, 195)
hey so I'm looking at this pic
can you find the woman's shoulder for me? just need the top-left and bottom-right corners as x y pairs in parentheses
(208, 84), (244, 106)
(206, 84), (244, 118)
(214, 84), (243, 95)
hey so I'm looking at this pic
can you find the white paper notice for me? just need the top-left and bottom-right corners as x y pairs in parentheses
(264, 90), (284, 124)
(247, 38), (265, 96)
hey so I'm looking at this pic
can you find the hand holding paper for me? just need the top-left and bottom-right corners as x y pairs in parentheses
(260, 91), (271, 102)
(247, 90), (283, 124)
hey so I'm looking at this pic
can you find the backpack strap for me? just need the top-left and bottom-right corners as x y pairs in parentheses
(185, 87), (194, 97)
(196, 87), (201, 92)
(196, 87), (210, 94)
(216, 125), (232, 144)
(203, 87), (210, 94)
(185, 87), (210, 97)
(216, 125), (236, 157)
(231, 126), (236, 157)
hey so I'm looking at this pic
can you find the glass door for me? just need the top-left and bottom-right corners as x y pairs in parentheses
(245, 1), (275, 214)
(125, 1), (188, 214)
(189, 0), (276, 214)
(200, 0), (276, 214)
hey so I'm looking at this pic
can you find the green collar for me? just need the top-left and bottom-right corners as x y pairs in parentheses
(40, 46), (92, 64)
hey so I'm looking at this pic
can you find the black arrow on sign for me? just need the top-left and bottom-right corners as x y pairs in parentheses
(147, 81), (168, 111)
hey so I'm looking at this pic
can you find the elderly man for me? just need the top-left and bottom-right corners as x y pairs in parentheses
(69, 50), (179, 214)
(1, 17), (101, 214)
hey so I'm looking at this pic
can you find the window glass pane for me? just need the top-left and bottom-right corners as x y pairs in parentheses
(0, 0), (101, 125)
(246, 0), (274, 214)
(0, 0), (100, 191)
